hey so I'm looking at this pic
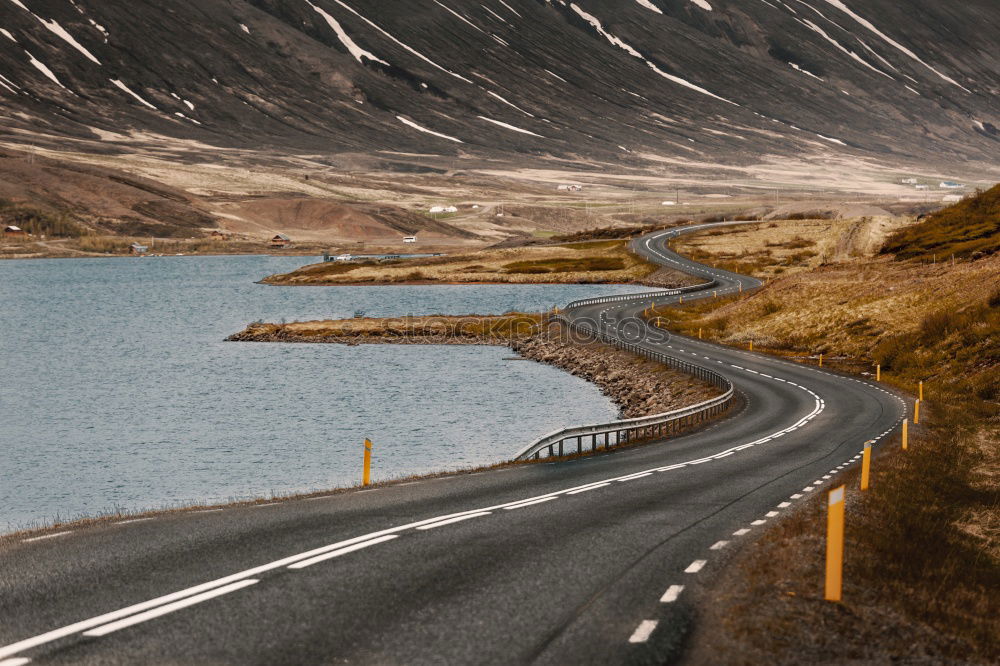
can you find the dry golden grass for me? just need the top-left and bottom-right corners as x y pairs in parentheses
(229, 313), (545, 342)
(665, 250), (999, 661)
(672, 216), (917, 277)
(262, 240), (661, 285)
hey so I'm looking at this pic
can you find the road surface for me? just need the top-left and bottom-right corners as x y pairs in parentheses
(0, 224), (906, 665)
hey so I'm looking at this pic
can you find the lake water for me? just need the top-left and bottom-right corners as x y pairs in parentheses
(0, 255), (653, 531)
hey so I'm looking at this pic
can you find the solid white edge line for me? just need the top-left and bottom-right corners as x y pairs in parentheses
(0, 658), (32, 666)
(415, 512), (491, 530)
(502, 497), (557, 510)
(566, 483), (610, 495)
(628, 620), (658, 643)
(660, 584), (685, 603)
(21, 532), (72, 543)
(83, 580), (260, 637)
(288, 535), (400, 569)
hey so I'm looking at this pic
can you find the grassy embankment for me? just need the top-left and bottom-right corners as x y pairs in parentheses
(649, 197), (999, 662)
(228, 313), (544, 344)
(261, 239), (689, 286)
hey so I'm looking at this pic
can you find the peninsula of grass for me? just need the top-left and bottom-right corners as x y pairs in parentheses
(260, 240), (694, 287)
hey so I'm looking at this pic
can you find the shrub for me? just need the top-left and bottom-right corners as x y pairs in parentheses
(882, 184), (1000, 261)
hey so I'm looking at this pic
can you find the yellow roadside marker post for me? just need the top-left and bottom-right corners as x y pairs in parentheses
(698, 327), (702, 339)
(739, 283), (743, 293)
(861, 441), (872, 491)
(713, 290), (718, 299)
(914, 399), (920, 424)
(876, 364), (881, 381)
(819, 353), (823, 367)
(749, 340), (753, 352)
(902, 419), (908, 451)
(363, 438), (373, 486)
(679, 295), (684, 304)
(825, 485), (846, 602)
(919, 381), (924, 401)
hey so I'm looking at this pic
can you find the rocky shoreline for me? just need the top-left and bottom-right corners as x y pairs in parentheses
(510, 331), (718, 418)
(228, 316), (719, 419)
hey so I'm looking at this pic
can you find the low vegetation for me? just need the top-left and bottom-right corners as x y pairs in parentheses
(0, 199), (87, 238)
(882, 184), (1000, 261)
(656, 214), (999, 661)
(670, 216), (916, 277)
(228, 313), (545, 343)
(262, 240), (669, 285)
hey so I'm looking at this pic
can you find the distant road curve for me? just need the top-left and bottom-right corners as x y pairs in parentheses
(0, 223), (907, 665)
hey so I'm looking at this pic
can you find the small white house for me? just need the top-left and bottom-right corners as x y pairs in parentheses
(403, 236), (417, 243)
(661, 201), (676, 206)
(900, 178), (917, 185)
(429, 205), (458, 213)
(556, 184), (582, 192)
(939, 181), (965, 189)
(915, 184), (929, 190)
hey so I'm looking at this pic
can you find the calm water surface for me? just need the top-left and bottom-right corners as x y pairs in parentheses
(0, 255), (653, 531)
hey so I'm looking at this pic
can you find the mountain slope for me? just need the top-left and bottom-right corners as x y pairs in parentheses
(0, 0), (997, 170)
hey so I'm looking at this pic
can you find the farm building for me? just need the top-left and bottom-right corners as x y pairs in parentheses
(129, 243), (149, 254)
(270, 233), (291, 248)
(3, 225), (27, 237)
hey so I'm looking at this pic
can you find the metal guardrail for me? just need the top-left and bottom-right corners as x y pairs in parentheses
(562, 279), (716, 310)
(512, 315), (735, 461)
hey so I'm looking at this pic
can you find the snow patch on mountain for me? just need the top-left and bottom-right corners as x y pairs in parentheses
(819, 0), (969, 91)
(690, 0), (712, 10)
(634, 0), (661, 12)
(110, 79), (157, 109)
(24, 50), (66, 89)
(483, 6), (507, 23)
(396, 115), (464, 142)
(478, 115), (544, 137)
(330, 0), (473, 84)
(432, 0), (485, 34)
(789, 62), (823, 80)
(38, 17), (101, 64)
(570, 3), (735, 105)
(1, 27), (16, 41)
(497, 0), (522, 17)
(487, 90), (533, 117)
(0, 72), (19, 93)
(307, 0), (389, 66)
(6, 0), (101, 64)
(799, 18), (891, 79)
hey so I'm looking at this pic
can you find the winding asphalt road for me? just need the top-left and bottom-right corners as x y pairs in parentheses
(0, 224), (907, 665)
